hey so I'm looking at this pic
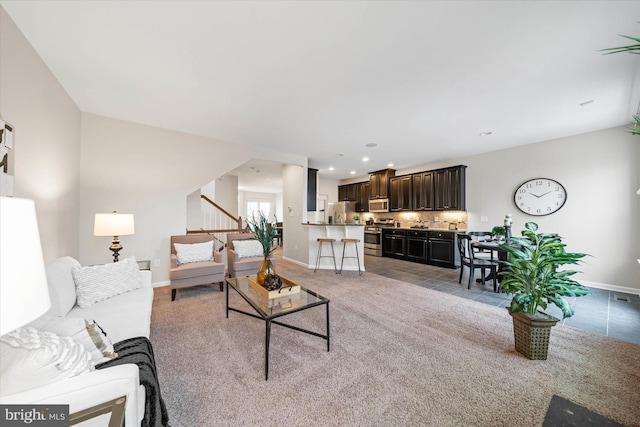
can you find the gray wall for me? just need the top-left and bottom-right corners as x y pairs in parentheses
(0, 8), (81, 262)
(368, 127), (640, 291)
(78, 113), (306, 283)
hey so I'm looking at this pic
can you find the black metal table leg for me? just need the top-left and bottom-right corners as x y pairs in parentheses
(326, 302), (330, 351)
(265, 320), (271, 380)
(226, 277), (330, 380)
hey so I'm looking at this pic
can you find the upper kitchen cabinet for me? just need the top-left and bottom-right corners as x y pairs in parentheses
(338, 181), (368, 205)
(412, 171), (434, 211)
(307, 168), (318, 211)
(369, 168), (395, 199)
(434, 165), (467, 210)
(355, 181), (370, 212)
(390, 175), (412, 211)
(338, 183), (357, 201)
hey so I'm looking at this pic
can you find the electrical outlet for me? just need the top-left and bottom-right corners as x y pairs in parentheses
(153, 259), (160, 267)
(480, 216), (488, 223)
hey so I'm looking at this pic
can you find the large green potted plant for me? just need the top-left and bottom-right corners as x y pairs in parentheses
(601, 31), (640, 135)
(499, 222), (591, 360)
(246, 212), (280, 289)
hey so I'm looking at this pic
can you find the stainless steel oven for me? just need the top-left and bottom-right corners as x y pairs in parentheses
(364, 226), (382, 256)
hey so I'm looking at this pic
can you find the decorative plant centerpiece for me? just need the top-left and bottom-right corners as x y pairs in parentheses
(246, 212), (280, 289)
(491, 226), (506, 242)
(353, 214), (360, 224)
(499, 222), (591, 359)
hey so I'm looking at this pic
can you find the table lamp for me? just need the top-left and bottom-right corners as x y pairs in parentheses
(0, 197), (51, 336)
(94, 211), (135, 262)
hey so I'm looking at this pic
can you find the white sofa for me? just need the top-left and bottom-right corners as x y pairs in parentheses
(0, 256), (153, 427)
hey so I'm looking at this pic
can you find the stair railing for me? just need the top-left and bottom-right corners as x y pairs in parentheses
(186, 195), (248, 262)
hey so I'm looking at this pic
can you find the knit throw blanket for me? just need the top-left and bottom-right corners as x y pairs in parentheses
(96, 337), (169, 427)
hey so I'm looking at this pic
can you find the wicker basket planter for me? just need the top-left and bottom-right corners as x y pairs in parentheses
(510, 310), (559, 360)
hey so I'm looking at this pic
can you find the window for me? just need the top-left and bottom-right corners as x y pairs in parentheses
(246, 201), (272, 220)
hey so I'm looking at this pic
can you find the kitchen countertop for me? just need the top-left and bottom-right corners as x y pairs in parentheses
(303, 223), (364, 226)
(381, 227), (465, 232)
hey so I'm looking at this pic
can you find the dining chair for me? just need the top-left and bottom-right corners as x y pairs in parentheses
(457, 234), (499, 291)
(274, 222), (283, 247)
(466, 231), (494, 260)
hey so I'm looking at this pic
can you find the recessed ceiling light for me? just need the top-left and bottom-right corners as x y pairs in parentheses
(387, 163), (394, 167)
(350, 170), (356, 175)
(328, 166), (335, 171)
(479, 131), (492, 136)
(365, 143), (377, 148)
(362, 157), (370, 162)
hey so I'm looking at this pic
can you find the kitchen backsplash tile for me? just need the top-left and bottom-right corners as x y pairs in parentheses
(359, 211), (468, 230)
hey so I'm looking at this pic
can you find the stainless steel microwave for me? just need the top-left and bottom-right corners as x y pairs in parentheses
(369, 198), (389, 212)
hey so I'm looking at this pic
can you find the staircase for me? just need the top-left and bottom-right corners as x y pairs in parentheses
(186, 195), (247, 257)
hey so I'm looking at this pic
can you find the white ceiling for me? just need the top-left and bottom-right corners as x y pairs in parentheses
(2, 1), (639, 192)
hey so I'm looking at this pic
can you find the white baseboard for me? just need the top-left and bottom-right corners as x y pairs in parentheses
(582, 280), (640, 296)
(152, 281), (170, 288)
(282, 256), (365, 272)
(282, 256), (309, 268)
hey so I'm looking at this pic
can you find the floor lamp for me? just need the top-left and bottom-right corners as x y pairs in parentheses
(0, 197), (51, 335)
(94, 211), (135, 262)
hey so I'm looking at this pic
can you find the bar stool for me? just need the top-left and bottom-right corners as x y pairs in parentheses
(314, 237), (337, 273)
(339, 238), (362, 275)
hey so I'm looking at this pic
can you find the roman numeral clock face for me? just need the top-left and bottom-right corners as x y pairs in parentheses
(514, 178), (567, 216)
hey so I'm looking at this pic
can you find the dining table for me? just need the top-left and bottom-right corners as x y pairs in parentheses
(470, 240), (509, 285)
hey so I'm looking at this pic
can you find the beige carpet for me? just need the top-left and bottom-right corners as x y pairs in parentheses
(150, 259), (640, 427)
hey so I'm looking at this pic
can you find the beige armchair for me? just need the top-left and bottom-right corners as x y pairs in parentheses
(226, 232), (277, 278)
(170, 235), (225, 301)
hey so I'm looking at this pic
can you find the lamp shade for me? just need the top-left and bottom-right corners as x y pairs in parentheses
(0, 197), (51, 335)
(94, 212), (135, 236)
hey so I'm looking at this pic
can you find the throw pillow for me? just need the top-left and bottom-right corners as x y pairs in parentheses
(28, 315), (118, 364)
(233, 239), (264, 259)
(45, 256), (82, 316)
(174, 240), (214, 265)
(0, 327), (94, 397)
(72, 256), (142, 308)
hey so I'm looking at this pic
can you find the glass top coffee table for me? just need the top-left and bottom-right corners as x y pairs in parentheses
(225, 276), (330, 380)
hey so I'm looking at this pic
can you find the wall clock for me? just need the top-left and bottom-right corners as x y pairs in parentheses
(513, 178), (567, 216)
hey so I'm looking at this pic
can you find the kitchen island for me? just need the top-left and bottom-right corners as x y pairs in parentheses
(302, 223), (365, 272)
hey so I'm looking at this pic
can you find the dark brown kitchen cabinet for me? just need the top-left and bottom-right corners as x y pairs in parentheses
(412, 172), (434, 211)
(406, 230), (428, 263)
(369, 168), (395, 199)
(434, 166), (466, 210)
(390, 175), (412, 211)
(428, 231), (458, 268)
(338, 184), (357, 201)
(355, 181), (370, 212)
(382, 229), (406, 258)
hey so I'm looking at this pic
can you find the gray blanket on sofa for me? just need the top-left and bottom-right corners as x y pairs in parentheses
(96, 337), (169, 427)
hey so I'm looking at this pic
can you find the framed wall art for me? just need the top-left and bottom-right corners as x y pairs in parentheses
(0, 117), (15, 196)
